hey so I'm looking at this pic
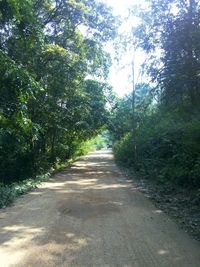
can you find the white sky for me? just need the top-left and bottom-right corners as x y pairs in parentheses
(102, 0), (146, 97)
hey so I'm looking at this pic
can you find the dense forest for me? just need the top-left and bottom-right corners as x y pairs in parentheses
(111, 0), (200, 192)
(0, 0), (117, 185)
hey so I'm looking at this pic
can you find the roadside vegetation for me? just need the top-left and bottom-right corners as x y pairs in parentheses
(0, 0), (118, 206)
(109, 0), (200, 239)
(110, 0), (200, 193)
(0, 133), (109, 208)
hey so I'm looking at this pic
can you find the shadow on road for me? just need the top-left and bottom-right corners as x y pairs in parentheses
(0, 150), (200, 267)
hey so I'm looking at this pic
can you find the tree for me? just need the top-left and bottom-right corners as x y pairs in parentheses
(0, 0), (118, 184)
(133, 0), (200, 110)
(111, 0), (200, 188)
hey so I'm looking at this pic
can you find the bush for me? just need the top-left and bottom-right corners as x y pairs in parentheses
(0, 185), (17, 208)
(0, 173), (51, 208)
(113, 133), (135, 165)
(113, 113), (200, 189)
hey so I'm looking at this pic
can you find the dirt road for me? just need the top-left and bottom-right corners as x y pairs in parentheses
(0, 150), (200, 267)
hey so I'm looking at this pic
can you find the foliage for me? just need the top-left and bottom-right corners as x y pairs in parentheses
(110, 0), (200, 190)
(87, 131), (111, 150)
(109, 94), (132, 141)
(0, 136), (98, 208)
(0, 0), (118, 185)
(132, 0), (200, 110)
(0, 173), (50, 208)
(111, 86), (200, 188)
(113, 133), (134, 165)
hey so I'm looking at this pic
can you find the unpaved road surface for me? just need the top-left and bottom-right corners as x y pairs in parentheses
(0, 150), (200, 267)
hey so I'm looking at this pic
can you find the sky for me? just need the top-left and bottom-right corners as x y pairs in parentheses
(102, 0), (146, 97)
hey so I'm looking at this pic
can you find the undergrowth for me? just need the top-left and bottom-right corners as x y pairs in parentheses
(0, 156), (78, 209)
(0, 173), (50, 208)
(0, 135), (107, 209)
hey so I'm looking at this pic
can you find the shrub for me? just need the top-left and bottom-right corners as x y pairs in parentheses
(113, 113), (200, 189)
(113, 133), (134, 165)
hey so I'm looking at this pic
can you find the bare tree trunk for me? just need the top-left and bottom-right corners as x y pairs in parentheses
(132, 51), (137, 163)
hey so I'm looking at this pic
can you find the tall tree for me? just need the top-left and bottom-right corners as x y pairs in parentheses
(133, 0), (200, 110)
(0, 0), (118, 183)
